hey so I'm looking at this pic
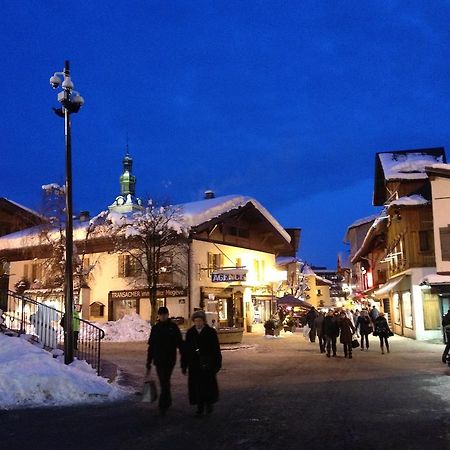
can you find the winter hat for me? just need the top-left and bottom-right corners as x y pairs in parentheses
(157, 306), (169, 315)
(191, 310), (206, 321)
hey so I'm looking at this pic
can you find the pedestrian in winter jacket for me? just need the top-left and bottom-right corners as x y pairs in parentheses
(146, 306), (183, 415)
(374, 312), (392, 354)
(314, 313), (325, 353)
(322, 310), (339, 357)
(339, 311), (355, 358)
(356, 310), (372, 351)
(181, 310), (222, 417)
(306, 307), (319, 342)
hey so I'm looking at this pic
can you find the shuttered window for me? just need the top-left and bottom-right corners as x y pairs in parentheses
(440, 227), (450, 261)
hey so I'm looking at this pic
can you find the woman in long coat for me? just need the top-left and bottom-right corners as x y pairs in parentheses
(338, 311), (355, 358)
(374, 312), (392, 354)
(182, 310), (222, 416)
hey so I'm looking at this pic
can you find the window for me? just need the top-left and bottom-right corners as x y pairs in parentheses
(207, 252), (223, 275)
(317, 289), (322, 297)
(227, 226), (249, 239)
(23, 263), (43, 282)
(402, 292), (413, 329)
(253, 260), (260, 281)
(118, 255), (142, 278)
(440, 227), (450, 261)
(393, 293), (401, 325)
(422, 293), (441, 330)
(419, 230), (431, 252)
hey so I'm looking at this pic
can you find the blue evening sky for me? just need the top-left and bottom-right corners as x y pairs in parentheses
(1, 1), (450, 268)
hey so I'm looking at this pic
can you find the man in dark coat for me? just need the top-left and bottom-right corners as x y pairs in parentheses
(306, 307), (319, 342)
(146, 306), (183, 415)
(181, 310), (222, 416)
(314, 312), (325, 353)
(338, 311), (356, 358)
(322, 310), (339, 357)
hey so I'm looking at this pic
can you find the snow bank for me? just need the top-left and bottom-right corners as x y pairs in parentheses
(0, 334), (130, 409)
(94, 313), (150, 342)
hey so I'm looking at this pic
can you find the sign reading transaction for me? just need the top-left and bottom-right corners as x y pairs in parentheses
(211, 268), (247, 283)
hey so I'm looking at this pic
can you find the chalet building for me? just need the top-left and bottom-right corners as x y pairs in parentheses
(0, 198), (44, 310)
(0, 153), (298, 330)
(421, 164), (450, 316)
(276, 257), (332, 308)
(348, 147), (446, 340)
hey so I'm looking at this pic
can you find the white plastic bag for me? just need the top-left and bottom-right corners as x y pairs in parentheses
(302, 324), (311, 340)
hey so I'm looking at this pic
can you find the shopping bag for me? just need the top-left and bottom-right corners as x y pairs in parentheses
(142, 380), (158, 403)
(302, 324), (311, 340)
(351, 339), (360, 349)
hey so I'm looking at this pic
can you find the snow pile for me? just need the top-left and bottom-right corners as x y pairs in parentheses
(389, 194), (429, 207)
(94, 313), (150, 342)
(0, 334), (130, 409)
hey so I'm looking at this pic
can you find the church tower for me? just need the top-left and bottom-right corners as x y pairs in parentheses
(109, 151), (142, 213)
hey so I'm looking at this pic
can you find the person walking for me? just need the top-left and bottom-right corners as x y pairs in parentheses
(145, 306), (183, 415)
(182, 310), (222, 417)
(374, 312), (392, 354)
(306, 306), (319, 343)
(441, 309), (450, 364)
(322, 310), (339, 357)
(314, 311), (325, 353)
(339, 311), (355, 358)
(369, 304), (379, 327)
(356, 310), (372, 351)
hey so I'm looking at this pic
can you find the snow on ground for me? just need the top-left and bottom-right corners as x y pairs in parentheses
(0, 333), (131, 409)
(93, 313), (150, 342)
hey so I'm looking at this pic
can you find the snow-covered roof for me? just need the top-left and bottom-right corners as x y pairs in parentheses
(379, 152), (444, 181)
(351, 211), (389, 264)
(426, 163), (450, 172)
(0, 195), (291, 251)
(276, 256), (301, 266)
(421, 274), (450, 285)
(179, 195), (291, 243)
(388, 194), (429, 207)
(347, 214), (379, 230)
(1, 198), (44, 220)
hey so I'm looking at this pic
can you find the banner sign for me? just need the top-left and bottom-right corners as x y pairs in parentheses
(110, 287), (187, 299)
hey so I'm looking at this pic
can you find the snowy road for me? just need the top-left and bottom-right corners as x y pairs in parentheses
(1, 331), (449, 450)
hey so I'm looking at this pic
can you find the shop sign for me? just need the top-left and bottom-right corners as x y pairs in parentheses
(110, 287), (188, 299)
(211, 269), (247, 283)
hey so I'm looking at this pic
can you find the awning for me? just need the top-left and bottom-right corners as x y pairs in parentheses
(374, 275), (406, 296)
(420, 274), (450, 285)
(276, 295), (313, 308)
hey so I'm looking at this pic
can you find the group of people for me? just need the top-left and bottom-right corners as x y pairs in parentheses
(305, 305), (393, 358)
(145, 306), (222, 417)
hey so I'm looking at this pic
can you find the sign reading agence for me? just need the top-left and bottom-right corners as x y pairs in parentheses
(211, 270), (247, 283)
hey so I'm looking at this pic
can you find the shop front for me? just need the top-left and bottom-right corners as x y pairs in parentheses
(108, 287), (188, 321)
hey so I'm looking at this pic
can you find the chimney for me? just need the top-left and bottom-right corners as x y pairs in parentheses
(204, 190), (215, 199)
(79, 211), (90, 221)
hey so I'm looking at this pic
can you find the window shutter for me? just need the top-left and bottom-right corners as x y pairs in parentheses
(24, 264), (29, 281)
(118, 255), (125, 277)
(440, 227), (450, 261)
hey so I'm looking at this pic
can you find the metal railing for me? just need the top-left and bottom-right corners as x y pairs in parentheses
(2, 290), (105, 374)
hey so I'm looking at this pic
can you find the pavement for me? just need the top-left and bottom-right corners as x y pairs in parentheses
(2, 329), (450, 450)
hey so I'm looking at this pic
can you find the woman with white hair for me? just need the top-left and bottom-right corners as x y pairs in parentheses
(181, 310), (222, 416)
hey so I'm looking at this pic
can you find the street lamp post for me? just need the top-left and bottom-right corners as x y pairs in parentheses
(50, 61), (84, 365)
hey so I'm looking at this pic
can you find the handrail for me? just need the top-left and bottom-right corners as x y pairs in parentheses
(3, 290), (104, 374)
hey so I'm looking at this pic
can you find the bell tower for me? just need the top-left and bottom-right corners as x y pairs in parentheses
(109, 150), (142, 213)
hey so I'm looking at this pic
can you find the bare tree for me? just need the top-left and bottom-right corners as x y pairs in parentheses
(106, 200), (188, 324)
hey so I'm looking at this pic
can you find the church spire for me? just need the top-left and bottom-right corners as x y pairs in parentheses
(120, 151), (136, 196)
(109, 148), (142, 213)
